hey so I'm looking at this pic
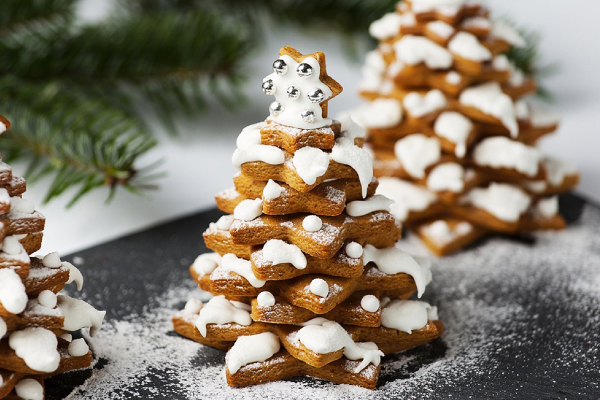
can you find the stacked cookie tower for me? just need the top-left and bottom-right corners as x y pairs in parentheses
(173, 46), (443, 389)
(354, 0), (579, 255)
(0, 115), (105, 400)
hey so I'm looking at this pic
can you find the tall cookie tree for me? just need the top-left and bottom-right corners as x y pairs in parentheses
(352, 0), (579, 256)
(173, 46), (443, 389)
(0, 115), (105, 400)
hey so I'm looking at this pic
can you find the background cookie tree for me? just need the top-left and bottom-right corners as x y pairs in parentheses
(353, 0), (578, 256)
(0, 115), (104, 400)
(173, 46), (443, 389)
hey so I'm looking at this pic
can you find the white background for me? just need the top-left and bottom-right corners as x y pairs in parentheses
(12, 0), (600, 256)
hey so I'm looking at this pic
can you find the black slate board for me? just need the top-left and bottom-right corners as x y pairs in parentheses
(43, 193), (600, 400)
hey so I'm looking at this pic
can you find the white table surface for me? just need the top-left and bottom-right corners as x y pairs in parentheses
(11, 0), (600, 256)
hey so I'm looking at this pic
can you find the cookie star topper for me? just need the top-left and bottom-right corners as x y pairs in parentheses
(262, 46), (343, 129)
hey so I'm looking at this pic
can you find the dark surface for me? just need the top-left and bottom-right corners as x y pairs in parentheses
(44, 193), (599, 400)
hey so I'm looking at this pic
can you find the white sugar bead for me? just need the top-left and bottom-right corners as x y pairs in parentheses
(60, 333), (73, 342)
(361, 295), (380, 313)
(68, 338), (90, 357)
(216, 215), (235, 231)
(302, 215), (322, 232)
(38, 290), (57, 309)
(345, 242), (363, 258)
(15, 379), (44, 400)
(257, 291), (276, 307)
(263, 180), (283, 200)
(234, 198), (263, 221)
(309, 279), (329, 298)
(42, 252), (62, 268)
(0, 317), (6, 338)
(184, 298), (203, 315)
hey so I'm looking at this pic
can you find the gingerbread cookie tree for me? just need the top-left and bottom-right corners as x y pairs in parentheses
(353, 0), (579, 256)
(173, 46), (443, 389)
(0, 115), (105, 400)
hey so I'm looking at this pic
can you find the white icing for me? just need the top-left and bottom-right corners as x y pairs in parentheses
(262, 239), (307, 269)
(363, 244), (432, 297)
(233, 198), (263, 221)
(15, 378), (44, 400)
(422, 220), (473, 245)
(529, 103), (561, 127)
(448, 31), (491, 61)
(459, 82), (518, 137)
(68, 338), (90, 357)
(403, 89), (447, 117)
(534, 196), (559, 218)
(399, 12), (417, 28)
(426, 20), (454, 39)
(183, 298), (203, 314)
(0, 269), (27, 314)
(309, 278), (329, 298)
(60, 333), (72, 342)
(292, 147), (330, 185)
(544, 157), (577, 186)
(338, 113), (366, 141)
(492, 54), (510, 71)
(9, 328), (60, 373)
(358, 51), (385, 92)
(1, 235), (24, 256)
(491, 20), (526, 48)
(361, 295), (380, 313)
(376, 178), (436, 221)
(0, 122), (6, 135)
(523, 180), (547, 193)
(351, 99), (403, 129)
(508, 63), (525, 86)
(264, 55), (334, 129)
(394, 134), (441, 179)
(427, 162), (465, 192)
(221, 254), (266, 288)
(462, 16), (491, 30)
(227, 332), (280, 374)
(42, 252), (62, 269)
(10, 197), (35, 214)
(434, 111), (473, 158)
(216, 215), (235, 231)
(302, 215), (322, 232)
(330, 137), (373, 198)
(296, 320), (383, 373)
(381, 300), (434, 333)
(515, 100), (529, 120)
(346, 194), (393, 217)
(394, 35), (453, 69)
(232, 122), (285, 168)
(345, 242), (363, 258)
(192, 253), (222, 275)
(463, 183), (531, 222)
(257, 291), (276, 307)
(262, 180), (283, 200)
(38, 290), (58, 309)
(474, 136), (541, 177)
(57, 295), (105, 336)
(195, 296), (252, 337)
(0, 317), (6, 338)
(64, 262), (84, 291)
(446, 71), (462, 85)
(369, 12), (403, 40)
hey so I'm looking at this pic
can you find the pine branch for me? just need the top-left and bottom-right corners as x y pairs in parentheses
(0, 0), (76, 36)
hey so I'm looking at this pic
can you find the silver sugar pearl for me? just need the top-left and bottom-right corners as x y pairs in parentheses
(301, 109), (316, 123)
(287, 86), (300, 99)
(307, 88), (325, 103)
(273, 59), (288, 75)
(262, 79), (275, 95)
(269, 101), (284, 116)
(297, 63), (313, 77)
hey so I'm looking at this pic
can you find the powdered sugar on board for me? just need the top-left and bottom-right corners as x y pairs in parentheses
(50, 201), (599, 399)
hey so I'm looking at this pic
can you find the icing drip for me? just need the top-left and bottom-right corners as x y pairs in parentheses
(330, 137), (373, 198)
(460, 82), (518, 137)
(434, 111), (473, 158)
(352, 98), (403, 129)
(15, 379), (44, 400)
(57, 295), (105, 336)
(221, 254), (266, 288)
(448, 32), (492, 61)
(262, 239), (307, 269)
(394, 134), (441, 179)
(346, 194), (393, 217)
(474, 136), (541, 177)
(491, 20), (526, 48)
(42, 252), (62, 269)
(233, 198), (263, 221)
(381, 300), (435, 333)
(403, 90), (447, 117)
(292, 147), (330, 185)
(68, 338), (90, 357)
(376, 177), (436, 221)
(183, 298), (203, 314)
(64, 262), (84, 291)
(302, 215), (322, 232)
(394, 35), (453, 69)
(296, 319), (383, 373)
(309, 278), (329, 298)
(338, 113), (366, 141)
(369, 12), (403, 40)
(263, 180), (283, 200)
(9, 328), (60, 373)
(0, 269), (28, 314)
(227, 332), (280, 374)
(345, 242), (363, 258)
(232, 122), (285, 168)
(463, 183), (531, 222)
(195, 296), (252, 337)
(363, 245), (432, 297)
(263, 55), (333, 129)
(544, 157), (577, 186)
(360, 295), (380, 313)
(427, 162), (465, 193)
(422, 220), (473, 245)
(257, 291), (276, 307)
(192, 253), (222, 275)
(216, 215), (235, 231)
